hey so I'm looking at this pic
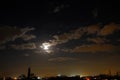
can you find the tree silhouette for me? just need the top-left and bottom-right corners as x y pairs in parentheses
(18, 73), (38, 80)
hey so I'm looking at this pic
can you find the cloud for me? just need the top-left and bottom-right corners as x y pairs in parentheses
(52, 23), (120, 54)
(48, 24), (101, 46)
(86, 24), (101, 34)
(63, 44), (120, 53)
(92, 8), (98, 18)
(53, 6), (60, 13)
(24, 53), (30, 57)
(50, 4), (70, 13)
(0, 26), (35, 45)
(87, 37), (107, 44)
(49, 27), (85, 46)
(48, 57), (78, 62)
(43, 23), (119, 48)
(99, 23), (120, 36)
(10, 43), (36, 50)
(21, 34), (36, 41)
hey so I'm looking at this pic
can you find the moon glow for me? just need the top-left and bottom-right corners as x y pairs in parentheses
(40, 42), (52, 53)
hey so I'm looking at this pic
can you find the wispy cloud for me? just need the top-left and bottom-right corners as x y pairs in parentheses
(99, 23), (120, 36)
(49, 2), (70, 13)
(48, 57), (78, 62)
(86, 24), (101, 34)
(49, 27), (85, 46)
(10, 43), (36, 50)
(21, 34), (36, 41)
(62, 44), (120, 53)
(0, 26), (36, 45)
(56, 23), (120, 54)
(87, 37), (107, 44)
(48, 23), (120, 47)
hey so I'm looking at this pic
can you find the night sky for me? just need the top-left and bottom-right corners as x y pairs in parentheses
(0, 0), (120, 77)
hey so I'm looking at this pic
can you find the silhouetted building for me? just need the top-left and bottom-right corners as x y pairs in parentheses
(27, 67), (31, 80)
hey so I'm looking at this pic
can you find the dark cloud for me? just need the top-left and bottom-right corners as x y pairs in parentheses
(48, 1), (70, 14)
(53, 6), (60, 13)
(0, 26), (35, 45)
(24, 53), (30, 57)
(10, 43), (36, 50)
(49, 28), (85, 46)
(53, 4), (70, 13)
(62, 44), (120, 53)
(92, 8), (98, 18)
(48, 57), (78, 62)
(49, 23), (119, 47)
(86, 24), (101, 34)
(54, 23), (120, 54)
(87, 37), (107, 44)
(99, 23), (120, 36)
(21, 34), (36, 41)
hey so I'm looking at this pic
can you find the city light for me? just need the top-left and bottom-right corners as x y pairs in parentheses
(37, 77), (41, 79)
(13, 77), (17, 80)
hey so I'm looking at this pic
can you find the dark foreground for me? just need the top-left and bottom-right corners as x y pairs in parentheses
(0, 74), (120, 80)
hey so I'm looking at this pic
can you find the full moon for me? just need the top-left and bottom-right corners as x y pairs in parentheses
(40, 42), (52, 53)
